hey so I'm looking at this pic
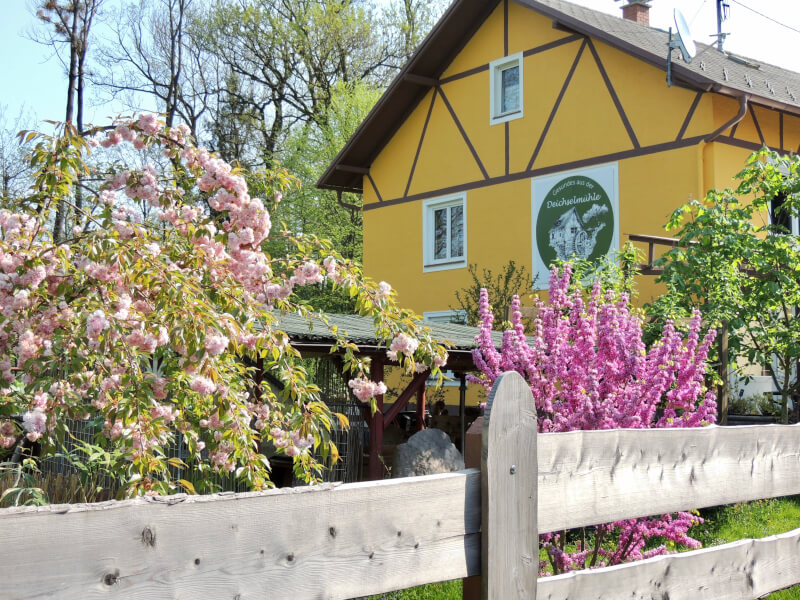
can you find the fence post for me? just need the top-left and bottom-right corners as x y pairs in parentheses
(481, 371), (538, 599)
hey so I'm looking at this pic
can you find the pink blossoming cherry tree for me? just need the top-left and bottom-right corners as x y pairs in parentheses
(0, 116), (448, 496)
(470, 265), (717, 573)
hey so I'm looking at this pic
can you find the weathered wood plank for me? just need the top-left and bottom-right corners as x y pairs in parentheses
(3, 420), (799, 599)
(0, 471), (481, 600)
(482, 371), (538, 599)
(538, 526), (800, 600)
(537, 423), (800, 533)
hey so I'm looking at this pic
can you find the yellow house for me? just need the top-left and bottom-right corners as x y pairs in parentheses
(319, 0), (800, 315)
(317, 0), (800, 433)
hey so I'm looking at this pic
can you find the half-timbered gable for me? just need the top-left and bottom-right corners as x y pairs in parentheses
(319, 0), (800, 313)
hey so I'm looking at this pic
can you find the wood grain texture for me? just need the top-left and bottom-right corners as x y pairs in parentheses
(537, 423), (800, 533)
(538, 526), (800, 600)
(481, 372), (538, 599)
(1, 472), (480, 600)
(3, 416), (799, 599)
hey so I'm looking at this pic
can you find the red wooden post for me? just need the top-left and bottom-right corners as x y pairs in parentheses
(415, 380), (426, 431)
(463, 417), (484, 600)
(368, 357), (385, 481)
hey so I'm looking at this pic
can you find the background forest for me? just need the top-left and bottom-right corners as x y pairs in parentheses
(0, 0), (448, 277)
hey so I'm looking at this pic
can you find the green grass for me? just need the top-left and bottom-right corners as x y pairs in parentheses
(361, 496), (800, 599)
(359, 580), (461, 599)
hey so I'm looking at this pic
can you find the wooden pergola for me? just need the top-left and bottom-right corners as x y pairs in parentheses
(271, 312), (501, 480)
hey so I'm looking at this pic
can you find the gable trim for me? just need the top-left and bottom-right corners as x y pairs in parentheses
(504, 0), (509, 55)
(748, 104), (767, 147)
(438, 86), (491, 180)
(716, 135), (782, 154)
(676, 91), (704, 141)
(365, 134), (708, 212)
(367, 173), (384, 203)
(587, 39), (639, 150)
(405, 90), (439, 198)
(527, 38), (588, 171)
(440, 34), (582, 86)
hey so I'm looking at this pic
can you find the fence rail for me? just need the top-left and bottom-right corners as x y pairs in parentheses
(2, 371), (799, 599)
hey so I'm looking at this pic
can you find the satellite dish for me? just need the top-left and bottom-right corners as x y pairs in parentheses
(673, 9), (697, 63)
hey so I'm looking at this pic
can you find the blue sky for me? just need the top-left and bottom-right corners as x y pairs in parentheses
(2, 0), (800, 130)
(0, 0), (136, 127)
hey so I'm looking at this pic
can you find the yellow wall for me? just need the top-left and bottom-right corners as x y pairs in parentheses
(359, 0), (800, 405)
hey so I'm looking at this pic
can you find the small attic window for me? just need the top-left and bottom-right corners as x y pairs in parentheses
(490, 53), (523, 125)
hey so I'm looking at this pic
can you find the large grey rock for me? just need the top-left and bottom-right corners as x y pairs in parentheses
(392, 428), (465, 478)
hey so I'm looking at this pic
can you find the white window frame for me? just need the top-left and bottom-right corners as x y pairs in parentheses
(423, 310), (468, 387)
(422, 193), (467, 272)
(489, 52), (524, 125)
(768, 194), (799, 235)
(423, 309), (468, 324)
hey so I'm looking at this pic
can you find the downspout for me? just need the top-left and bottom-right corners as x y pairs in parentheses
(699, 94), (747, 425)
(704, 94), (749, 143)
(701, 93), (749, 203)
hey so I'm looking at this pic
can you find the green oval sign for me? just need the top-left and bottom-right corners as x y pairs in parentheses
(535, 175), (614, 267)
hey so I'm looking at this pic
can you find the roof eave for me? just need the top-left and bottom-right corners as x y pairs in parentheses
(319, 0), (800, 194)
(317, 0), (500, 193)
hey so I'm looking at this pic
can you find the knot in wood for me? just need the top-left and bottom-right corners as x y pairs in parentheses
(141, 527), (156, 547)
(510, 465), (517, 475)
(103, 570), (120, 586)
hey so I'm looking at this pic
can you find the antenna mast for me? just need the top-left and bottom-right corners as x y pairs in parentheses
(716, 0), (731, 51)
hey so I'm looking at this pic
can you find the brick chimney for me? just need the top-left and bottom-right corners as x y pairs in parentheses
(620, 0), (651, 26)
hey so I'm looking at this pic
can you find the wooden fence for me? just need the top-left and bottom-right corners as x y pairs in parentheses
(2, 371), (800, 599)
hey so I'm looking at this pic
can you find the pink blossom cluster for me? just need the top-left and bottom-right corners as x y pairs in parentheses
(472, 266), (717, 432)
(96, 113), (164, 150)
(150, 402), (179, 424)
(126, 327), (169, 354)
(323, 256), (344, 284)
(348, 377), (388, 402)
(130, 422), (169, 453)
(123, 164), (163, 207)
(205, 334), (229, 356)
(138, 113), (162, 136)
(97, 115), (273, 302)
(199, 413), (224, 429)
(542, 511), (702, 573)
(103, 419), (125, 440)
(189, 374), (216, 396)
(290, 261), (324, 286)
(210, 441), (235, 472)
(249, 401), (270, 431)
(0, 420), (17, 448)
(271, 428), (314, 457)
(471, 265), (717, 572)
(22, 408), (47, 442)
(387, 332), (419, 361)
(377, 281), (391, 299)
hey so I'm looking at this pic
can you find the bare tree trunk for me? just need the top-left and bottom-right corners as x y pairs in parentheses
(53, 7), (81, 243)
(165, 0), (187, 127)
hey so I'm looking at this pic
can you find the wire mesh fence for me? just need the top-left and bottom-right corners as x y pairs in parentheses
(35, 357), (367, 497)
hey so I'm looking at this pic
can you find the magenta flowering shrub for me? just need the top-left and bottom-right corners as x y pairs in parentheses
(471, 265), (717, 573)
(0, 117), (448, 496)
